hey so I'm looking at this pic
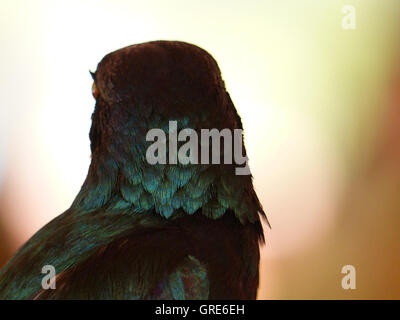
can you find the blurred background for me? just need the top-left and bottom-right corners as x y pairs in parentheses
(1, 0), (400, 299)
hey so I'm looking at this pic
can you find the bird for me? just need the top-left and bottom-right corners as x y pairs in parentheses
(0, 40), (268, 299)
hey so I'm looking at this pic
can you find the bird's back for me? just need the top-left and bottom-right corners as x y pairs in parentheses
(0, 209), (261, 299)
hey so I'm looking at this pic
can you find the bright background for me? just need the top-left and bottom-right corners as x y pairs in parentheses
(1, 0), (400, 299)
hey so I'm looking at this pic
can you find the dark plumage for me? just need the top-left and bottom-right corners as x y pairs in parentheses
(0, 41), (267, 299)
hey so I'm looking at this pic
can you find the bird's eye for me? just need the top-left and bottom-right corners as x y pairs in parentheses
(92, 82), (99, 99)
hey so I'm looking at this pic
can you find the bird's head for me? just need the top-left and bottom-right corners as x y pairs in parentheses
(89, 40), (241, 155)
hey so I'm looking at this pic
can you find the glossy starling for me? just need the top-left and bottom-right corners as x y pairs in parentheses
(0, 41), (267, 299)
